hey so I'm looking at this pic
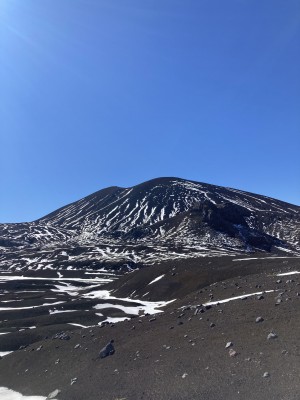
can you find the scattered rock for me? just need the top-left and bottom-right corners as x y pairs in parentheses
(74, 344), (80, 349)
(47, 389), (61, 399)
(53, 332), (70, 341)
(99, 339), (115, 359)
(263, 372), (270, 378)
(229, 349), (238, 357)
(267, 332), (278, 340)
(225, 342), (233, 349)
(182, 372), (188, 379)
(256, 317), (264, 323)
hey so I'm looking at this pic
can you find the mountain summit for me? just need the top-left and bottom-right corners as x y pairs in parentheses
(1, 177), (299, 270)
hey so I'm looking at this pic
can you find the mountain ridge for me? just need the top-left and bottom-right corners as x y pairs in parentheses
(0, 177), (299, 271)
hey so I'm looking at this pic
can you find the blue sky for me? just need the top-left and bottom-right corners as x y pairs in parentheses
(0, 0), (299, 222)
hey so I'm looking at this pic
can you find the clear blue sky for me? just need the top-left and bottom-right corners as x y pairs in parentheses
(0, 0), (299, 222)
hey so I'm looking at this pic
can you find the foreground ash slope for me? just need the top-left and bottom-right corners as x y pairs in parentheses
(1, 177), (299, 270)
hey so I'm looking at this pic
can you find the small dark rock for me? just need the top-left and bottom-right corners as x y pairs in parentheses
(99, 340), (115, 359)
(267, 332), (278, 340)
(256, 317), (264, 323)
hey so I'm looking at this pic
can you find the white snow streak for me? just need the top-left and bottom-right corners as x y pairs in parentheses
(0, 387), (53, 400)
(148, 274), (165, 285)
(203, 290), (275, 306)
(277, 271), (300, 276)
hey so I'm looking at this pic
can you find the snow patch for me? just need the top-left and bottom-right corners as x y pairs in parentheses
(233, 257), (299, 261)
(0, 351), (13, 357)
(277, 271), (300, 276)
(203, 290), (275, 306)
(148, 274), (165, 285)
(49, 309), (77, 315)
(0, 387), (53, 400)
(100, 316), (130, 324)
(84, 289), (175, 315)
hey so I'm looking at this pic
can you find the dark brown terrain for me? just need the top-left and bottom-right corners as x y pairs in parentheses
(1, 178), (299, 399)
(1, 255), (300, 399)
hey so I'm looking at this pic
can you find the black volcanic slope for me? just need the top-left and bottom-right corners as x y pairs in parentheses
(0, 178), (300, 399)
(0, 177), (299, 271)
(1, 257), (300, 400)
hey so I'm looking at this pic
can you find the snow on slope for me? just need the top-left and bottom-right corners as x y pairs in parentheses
(0, 178), (299, 271)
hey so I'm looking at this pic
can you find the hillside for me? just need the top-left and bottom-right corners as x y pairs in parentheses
(0, 178), (299, 271)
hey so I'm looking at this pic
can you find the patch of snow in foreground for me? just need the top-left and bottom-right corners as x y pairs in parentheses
(94, 302), (144, 315)
(101, 316), (130, 324)
(68, 323), (96, 328)
(203, 290), (275, 306)
(233, 257), (300, 261)
(84, 289), (175, 315)
(277, 271), (300, 276)
(19, 326), (36, 331)
(148, 274), (165, 285)
(0, 387), (55, 400)
(1, 300), (23, 303)
(84, 270), (117, 276)
(49, 309), (77, 315)
(0, 301), (65, 311)
(0, 351), (13, 357)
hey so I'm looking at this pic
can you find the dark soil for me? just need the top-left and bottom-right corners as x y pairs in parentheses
(0, 255), (300, 399)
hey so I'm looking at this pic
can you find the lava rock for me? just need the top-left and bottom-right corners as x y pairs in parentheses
(256, 317), (264, 323)
(99, 340), (115, 359)
(267, 332), (278, 340)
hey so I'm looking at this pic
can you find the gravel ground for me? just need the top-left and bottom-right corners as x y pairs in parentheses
(0, 256), (300, 399)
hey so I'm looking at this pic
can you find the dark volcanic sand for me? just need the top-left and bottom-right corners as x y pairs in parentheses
(0, 256), (300, 399)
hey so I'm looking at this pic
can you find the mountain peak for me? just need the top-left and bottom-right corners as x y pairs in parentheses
(0, 177), (299, 271)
